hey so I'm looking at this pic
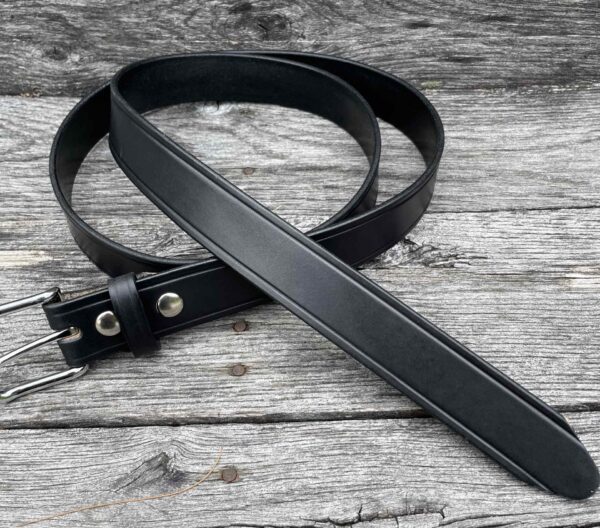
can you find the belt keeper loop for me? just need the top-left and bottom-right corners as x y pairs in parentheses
(107, 272), (160, 356)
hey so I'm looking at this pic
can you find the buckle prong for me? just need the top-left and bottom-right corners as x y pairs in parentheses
(0, 287), (88, 403)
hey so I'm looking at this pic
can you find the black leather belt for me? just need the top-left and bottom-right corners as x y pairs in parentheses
(0, 52), (597, 499)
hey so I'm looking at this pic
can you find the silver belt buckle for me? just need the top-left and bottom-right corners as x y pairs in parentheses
(0, 287), (88, 403)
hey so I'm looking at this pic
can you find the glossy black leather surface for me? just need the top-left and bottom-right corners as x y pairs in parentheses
(43, 52), (598, 499)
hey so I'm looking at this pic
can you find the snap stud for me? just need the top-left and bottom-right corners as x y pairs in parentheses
(157, 292), (184, 318)
(95, 311), (121, 336)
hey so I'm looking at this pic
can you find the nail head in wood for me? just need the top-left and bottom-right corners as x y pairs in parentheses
(220, 466), (239, 483)
(95, 311), (121, 336)
(232, 320), (248, 333)
(230, 364), (247, 377)
(157, 292), (184, 318)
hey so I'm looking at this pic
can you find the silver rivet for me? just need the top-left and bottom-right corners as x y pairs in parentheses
(157, 292), (184, 318)
(95, 311), (121, 336)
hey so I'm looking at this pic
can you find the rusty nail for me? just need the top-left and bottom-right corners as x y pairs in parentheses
(220, 466), (239, 483)
(242, 167), (255, 175)
(232, 320), (248, 333)
(230, 363), (247, 377)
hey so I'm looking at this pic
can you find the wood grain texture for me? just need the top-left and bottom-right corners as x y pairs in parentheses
(1, 1), (599, 523)
(1, 85), (599, 225)
(0, 92), (598, 428)
(1, 208), (599, 427)
(1, 413), (600, 527)
(1, 0), (599, 95)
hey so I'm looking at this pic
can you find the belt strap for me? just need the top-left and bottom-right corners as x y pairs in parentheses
(18, 51), (597, 499)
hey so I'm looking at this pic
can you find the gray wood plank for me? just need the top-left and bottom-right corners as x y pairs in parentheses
(1, 2), (598, 524)
(1, 209), (599, 428)
(1, 0), (599, 95)
(1, 86), (599, 221)
(1, 413), (599, 527)
(0, 92), (598, 427)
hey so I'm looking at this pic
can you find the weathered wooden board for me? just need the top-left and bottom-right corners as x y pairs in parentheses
(0, 92), (598, 428)
(1, 85), (599, 234)
(1, 413), (599, 527)
(1, 1), (599, 523)
(1, 0), (599, 95)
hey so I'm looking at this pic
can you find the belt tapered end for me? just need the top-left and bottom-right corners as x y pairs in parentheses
(552, 441), (599, 500)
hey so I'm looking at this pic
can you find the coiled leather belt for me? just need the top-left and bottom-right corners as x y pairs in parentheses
(0, 52), (597, 499)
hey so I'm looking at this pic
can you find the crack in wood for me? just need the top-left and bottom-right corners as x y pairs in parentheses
(111, 451), (186, 493)
(306, 498), (447, 527)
